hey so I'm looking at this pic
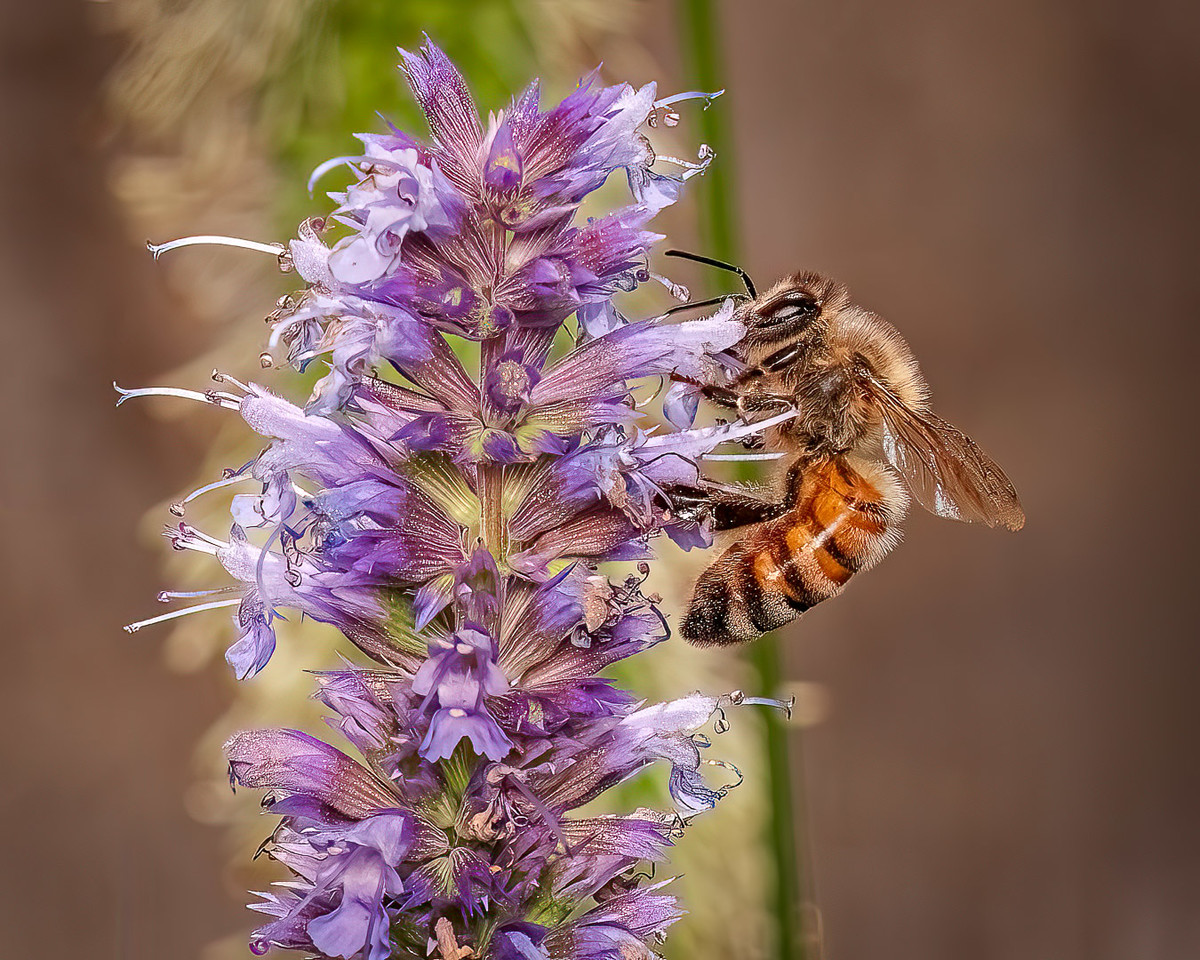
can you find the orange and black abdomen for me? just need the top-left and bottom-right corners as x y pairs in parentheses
(681, 456), (907, 646)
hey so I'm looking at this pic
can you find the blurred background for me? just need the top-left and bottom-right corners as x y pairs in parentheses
(2, 1), (1197, 959)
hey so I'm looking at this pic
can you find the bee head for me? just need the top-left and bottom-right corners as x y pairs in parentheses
(738, 272), (849, 357)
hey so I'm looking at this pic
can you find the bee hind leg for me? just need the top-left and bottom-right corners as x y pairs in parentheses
(665, 482), (790, 531)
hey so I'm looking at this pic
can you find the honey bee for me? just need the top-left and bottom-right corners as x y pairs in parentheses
(662, 251), (1025, 646)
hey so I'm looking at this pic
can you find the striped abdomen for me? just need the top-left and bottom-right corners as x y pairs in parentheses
(681, 455), (907, 646)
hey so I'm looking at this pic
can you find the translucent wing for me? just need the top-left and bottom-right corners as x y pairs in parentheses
(864, 373), (1025, 531)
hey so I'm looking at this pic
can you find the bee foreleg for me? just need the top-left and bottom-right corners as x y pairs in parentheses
(735, 392), (794, 419)
(667, 372), (742, 410)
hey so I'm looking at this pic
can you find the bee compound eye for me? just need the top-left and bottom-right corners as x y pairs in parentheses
(762, 296), (821, 328)
(773, 297), (820, 323)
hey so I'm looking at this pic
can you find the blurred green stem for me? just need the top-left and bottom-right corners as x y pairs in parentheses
(676, 3), (805, 958)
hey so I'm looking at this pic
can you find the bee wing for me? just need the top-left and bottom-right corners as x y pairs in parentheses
(862, 373), (1025, 531)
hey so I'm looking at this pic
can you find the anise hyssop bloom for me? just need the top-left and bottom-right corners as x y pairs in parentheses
(122, 40), (787, 960)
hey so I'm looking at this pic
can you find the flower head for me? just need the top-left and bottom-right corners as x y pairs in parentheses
(126, 40), (787, 960)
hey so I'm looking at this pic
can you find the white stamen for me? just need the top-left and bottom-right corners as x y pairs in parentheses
(702, 757), (744, 791)
(170, 538), (219, 556)
(267, 318), (301, 349)
(124, 598), (241, 633)
(167, 523), (227, 555)
(180, 474), (253, 507)
(650, 272), (690, 302)
(654, 90), (724, 110)
(184, 525), (228, 549)
(677, 408), (802, 462)
(656, 144), (716, 179)
(146, 236), (286, 261)
(158, 586), (240, 602)
(656, 154), (704, 171)
(708, 407), (799, 444)
(741, 694), (796, 719)
(211, 370), (252, 393)
(724, 689), (796, 720)
(744, 408), (798, 430)
(307, 155), (362, 194)
(113, 383), (240, 410)
(703, 451), (788, 461)
(640, 410), (798, 468)
(254, 524), (287, 622)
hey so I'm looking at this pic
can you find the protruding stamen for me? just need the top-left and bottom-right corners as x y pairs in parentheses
(210, 370), (252, 393)
(306, 155), (362, 194)
(708, 407), (799, 444)
(719, 689), (796, 724)
(649, 272), (690, 302)
(166, 523), (226, 555)
(146, 236), (286, 261)
(656, 144), (716, 179)
(172, 474), (255, 516)
(654, 90), (724, 110)
(703, 452), (788, 461)
(113, 382), (240, 410)
(254, 524), (287, 623)
(740, 694), (796, 720)
(506, 773), (572, 855)
(259, 353), (274, 369)
(703, 757), (744, 794)
(124, 597), (242, 633)
(157, 586), (240, 602)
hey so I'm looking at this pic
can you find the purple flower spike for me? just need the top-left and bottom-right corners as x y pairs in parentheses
(127, 39), (777, 960)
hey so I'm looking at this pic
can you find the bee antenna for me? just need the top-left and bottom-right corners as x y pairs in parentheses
(664, 249), (757, 298)
(660, 294), (742, 317)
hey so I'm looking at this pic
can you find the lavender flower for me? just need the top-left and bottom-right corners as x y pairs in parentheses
(124, 40), (789, 960)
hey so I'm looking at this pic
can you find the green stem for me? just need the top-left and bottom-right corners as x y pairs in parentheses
(676, 3), (805, 958)
(677, 0), (740, 260)
(479, 463), (507, 558)
(749, 638), (804, 960)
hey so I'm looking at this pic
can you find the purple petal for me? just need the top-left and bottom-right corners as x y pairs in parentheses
(421, 707), (513, 762)
(306, 849), (394, 960)
(398, 40), (482, 189)
(484, 119), (523, 191)
(226, 594), (277, 679)
(225, 729), (399, 818)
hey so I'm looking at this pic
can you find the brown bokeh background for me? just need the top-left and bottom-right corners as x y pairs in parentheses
(2, 1), (1197, 959)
